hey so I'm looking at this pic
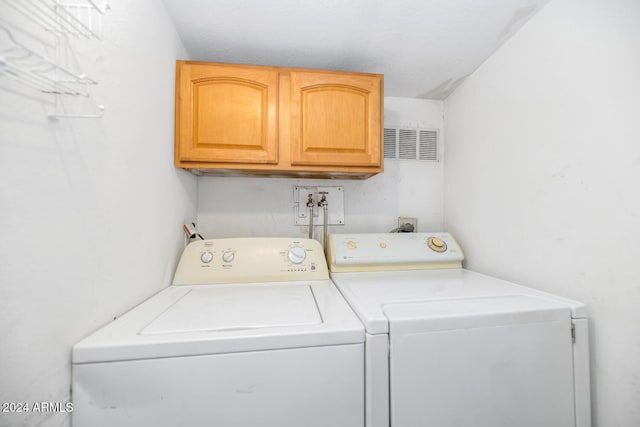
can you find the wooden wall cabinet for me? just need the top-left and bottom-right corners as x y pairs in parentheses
(175, 61), (383, 179)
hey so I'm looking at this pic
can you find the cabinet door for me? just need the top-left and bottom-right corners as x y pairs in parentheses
(290, 72), (382, 167)
(176, 62), (279, 164)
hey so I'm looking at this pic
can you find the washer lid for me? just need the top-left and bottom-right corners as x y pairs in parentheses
(141, 285), (321, 335)
(73, 281), (363, 364)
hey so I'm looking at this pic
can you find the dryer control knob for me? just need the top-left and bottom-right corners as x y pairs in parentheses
(428, 237), (447, 253)
(200, 251), (214, 263)
(288, 246), (307, 264)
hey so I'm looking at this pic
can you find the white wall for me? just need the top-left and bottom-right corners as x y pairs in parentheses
(443, 0), (640, 425)
(197, 97), (444, 239)
(0, 2), (197, 426)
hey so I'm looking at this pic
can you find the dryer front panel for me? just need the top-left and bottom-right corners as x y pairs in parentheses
(385, 296), (576, 427)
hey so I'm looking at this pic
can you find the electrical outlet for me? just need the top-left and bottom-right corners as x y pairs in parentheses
(398, 216), (418, 232)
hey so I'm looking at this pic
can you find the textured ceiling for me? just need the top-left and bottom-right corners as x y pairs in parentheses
(162, 0), (551, 99)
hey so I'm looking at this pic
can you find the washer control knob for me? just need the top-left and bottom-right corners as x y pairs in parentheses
(222, 251), (235, 263)
(288, 246), (307, 264)
(200, 251), (214, 263)
(428, 237), (447, 253)
(347, 241), (357, 249)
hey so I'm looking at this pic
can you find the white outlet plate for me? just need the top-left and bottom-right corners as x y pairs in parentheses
(294, 186), (345, 226)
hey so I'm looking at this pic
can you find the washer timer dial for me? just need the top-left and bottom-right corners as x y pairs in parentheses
(287, 246), (307, 264)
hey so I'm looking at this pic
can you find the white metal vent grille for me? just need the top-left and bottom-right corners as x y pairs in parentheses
(383, 127), (439, 161)
(399, 129), (417, 160)
(419, 130), (438, 160)
(383, 128), (397, 158)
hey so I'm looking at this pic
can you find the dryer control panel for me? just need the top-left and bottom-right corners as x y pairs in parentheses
(328, 233), (464, 272)
(173, 238), (329, 285)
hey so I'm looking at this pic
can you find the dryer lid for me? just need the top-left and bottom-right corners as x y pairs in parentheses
(331, 269), (587, 334)
(383, 294), (570, 335)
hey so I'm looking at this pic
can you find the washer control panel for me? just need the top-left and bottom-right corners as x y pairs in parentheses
(328, 232), (464, 272)
(173, 238), (328, 285)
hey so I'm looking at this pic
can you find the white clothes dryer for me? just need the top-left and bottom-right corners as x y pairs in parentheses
(72, 238), (364, 427)
(328, 232), (590, 427)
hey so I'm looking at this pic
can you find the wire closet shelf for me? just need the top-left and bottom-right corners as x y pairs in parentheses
(0, 0), (109, 118)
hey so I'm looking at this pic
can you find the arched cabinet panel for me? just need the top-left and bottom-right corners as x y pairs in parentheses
(175, 61), (383, 179)
(176, 63), (278, 164)
(291, 74), (381, 167)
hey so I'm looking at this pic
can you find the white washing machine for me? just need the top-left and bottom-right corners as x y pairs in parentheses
(327, 232), (591, 427)
(72, 237), (364, 427)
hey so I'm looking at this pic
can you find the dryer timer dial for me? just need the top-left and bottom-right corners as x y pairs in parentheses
(427, 237), (448, 253)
